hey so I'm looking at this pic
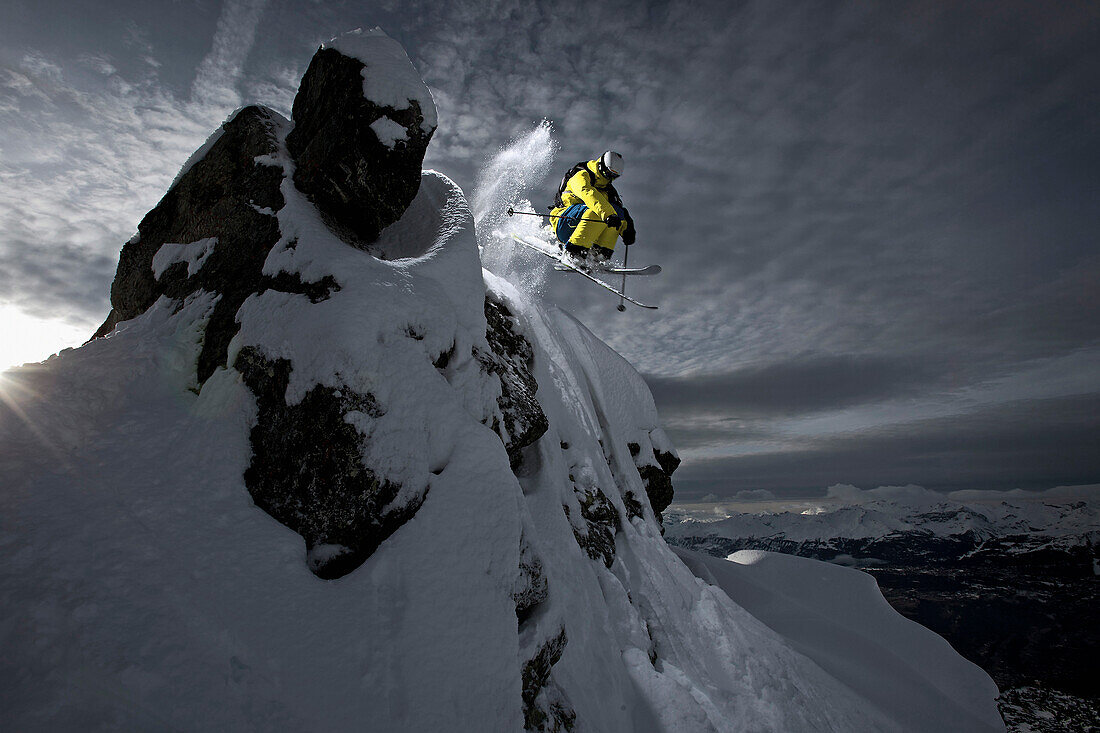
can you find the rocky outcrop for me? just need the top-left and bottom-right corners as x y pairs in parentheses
(513, 529), (571, 730)
(622, 491), (645, 521)
(481, 298), (549, 468)
(522, 628), (575, 732)
(629, 439), (680, 524)
(286, 37), (435, 245)
(95, 30), (439, 357)
(235, 346), (420, 579)
(514, 537), (550, 624)
(91, 35), (446, 579)
(564, 487), (619, 569)
(93, 106), (289, 384)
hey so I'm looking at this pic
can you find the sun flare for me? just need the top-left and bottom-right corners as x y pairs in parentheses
(0, 304), (92, 372)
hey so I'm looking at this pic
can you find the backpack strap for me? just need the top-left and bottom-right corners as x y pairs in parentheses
(554, 161), (593, 208)
(605, 183), (622, 207)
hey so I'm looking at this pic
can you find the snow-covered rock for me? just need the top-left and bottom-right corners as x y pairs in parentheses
(0, 30), (1004, 732)
(286, 28), (436, 245)
(322, 27), (437, 135)
(87, 37), (459, 579)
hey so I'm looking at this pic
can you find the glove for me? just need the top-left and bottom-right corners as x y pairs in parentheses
(622, 222), (636, 246)
(621, 210), (636, 245)
(604, 214), (622, 229)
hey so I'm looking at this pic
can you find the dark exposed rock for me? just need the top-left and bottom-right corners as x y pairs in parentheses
(260, 271), (340, 304)
(432, 342), (456, 370)
(91, 105), (293, 384)
(514, 540), (549, 624)
(95, 106), (283, 328)
(629, 440), (680, 524)
(622, 491), (645, 521)
(198, 272), (340, 385)
(653, 448), (680, 477)
(235, 346), (423, 579)
(286, 47), (434, 244)
(480, 297), (549, 469)
(638, 464), (675, 523)
(564, 486), (620, 569)
(522, 628), (575, 732)
(645, 621), (659, 665)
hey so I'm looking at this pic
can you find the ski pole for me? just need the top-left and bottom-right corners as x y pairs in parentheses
(506, 207), (609, 225)
(617, 245), (628, 312)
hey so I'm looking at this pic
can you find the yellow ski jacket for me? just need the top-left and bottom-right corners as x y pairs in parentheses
(559, 159), (618, 221)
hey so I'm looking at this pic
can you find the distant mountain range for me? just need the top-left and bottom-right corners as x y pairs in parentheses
(665, 492), (1098, 572)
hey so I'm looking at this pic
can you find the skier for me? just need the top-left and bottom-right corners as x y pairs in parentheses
(507, 149), (659, 308)
(549, 151), (636, 262)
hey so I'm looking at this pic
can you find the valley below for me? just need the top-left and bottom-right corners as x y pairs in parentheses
(666, 497), (1099, 732)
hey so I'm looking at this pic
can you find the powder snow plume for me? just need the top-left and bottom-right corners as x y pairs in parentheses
(472, 120), (558, 292)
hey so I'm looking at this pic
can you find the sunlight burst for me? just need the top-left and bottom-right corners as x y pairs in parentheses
(0, 304), (91, 372)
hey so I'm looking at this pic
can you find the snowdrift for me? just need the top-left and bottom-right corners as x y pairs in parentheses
(0, 29), (1003, 732)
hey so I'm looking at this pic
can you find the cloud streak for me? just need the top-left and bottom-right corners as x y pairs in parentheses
(646, 356), (940, 418)
(0, 0), (274, 330)
(191, 0), (271, 109)
(672, 393), (1100, 498)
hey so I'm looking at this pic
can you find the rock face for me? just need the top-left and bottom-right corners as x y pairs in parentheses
(481, 298), (549, 468)
(522, 628), (575, 732)
(91, 35), (454, 579)
(286, 30), (436, 245)
(235, 346), (416, 580)
(629, 439), (680, 524)
(92, 105), (289, 385)
(513, 537), (549, 624)
(565, 486), (619, 569)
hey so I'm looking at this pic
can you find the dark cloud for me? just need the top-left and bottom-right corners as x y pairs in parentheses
(645, 356), (940, 418)
(651, 419), (778, 451)
(0, 237), (115, 318)
(671, 393), (1100, 499)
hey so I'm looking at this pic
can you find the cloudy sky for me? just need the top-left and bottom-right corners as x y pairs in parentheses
(2, 0), (1098, 499)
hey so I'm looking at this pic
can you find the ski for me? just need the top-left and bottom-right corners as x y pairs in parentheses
(511, 234), (659, 310)
(554, 263), (661, 276)
(509, 234), (661, 275)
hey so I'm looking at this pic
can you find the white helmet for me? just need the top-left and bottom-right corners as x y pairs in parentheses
(598, 150), (623, 179)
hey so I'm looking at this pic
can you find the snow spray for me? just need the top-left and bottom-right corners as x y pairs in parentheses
(472, 120), (558, 293)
